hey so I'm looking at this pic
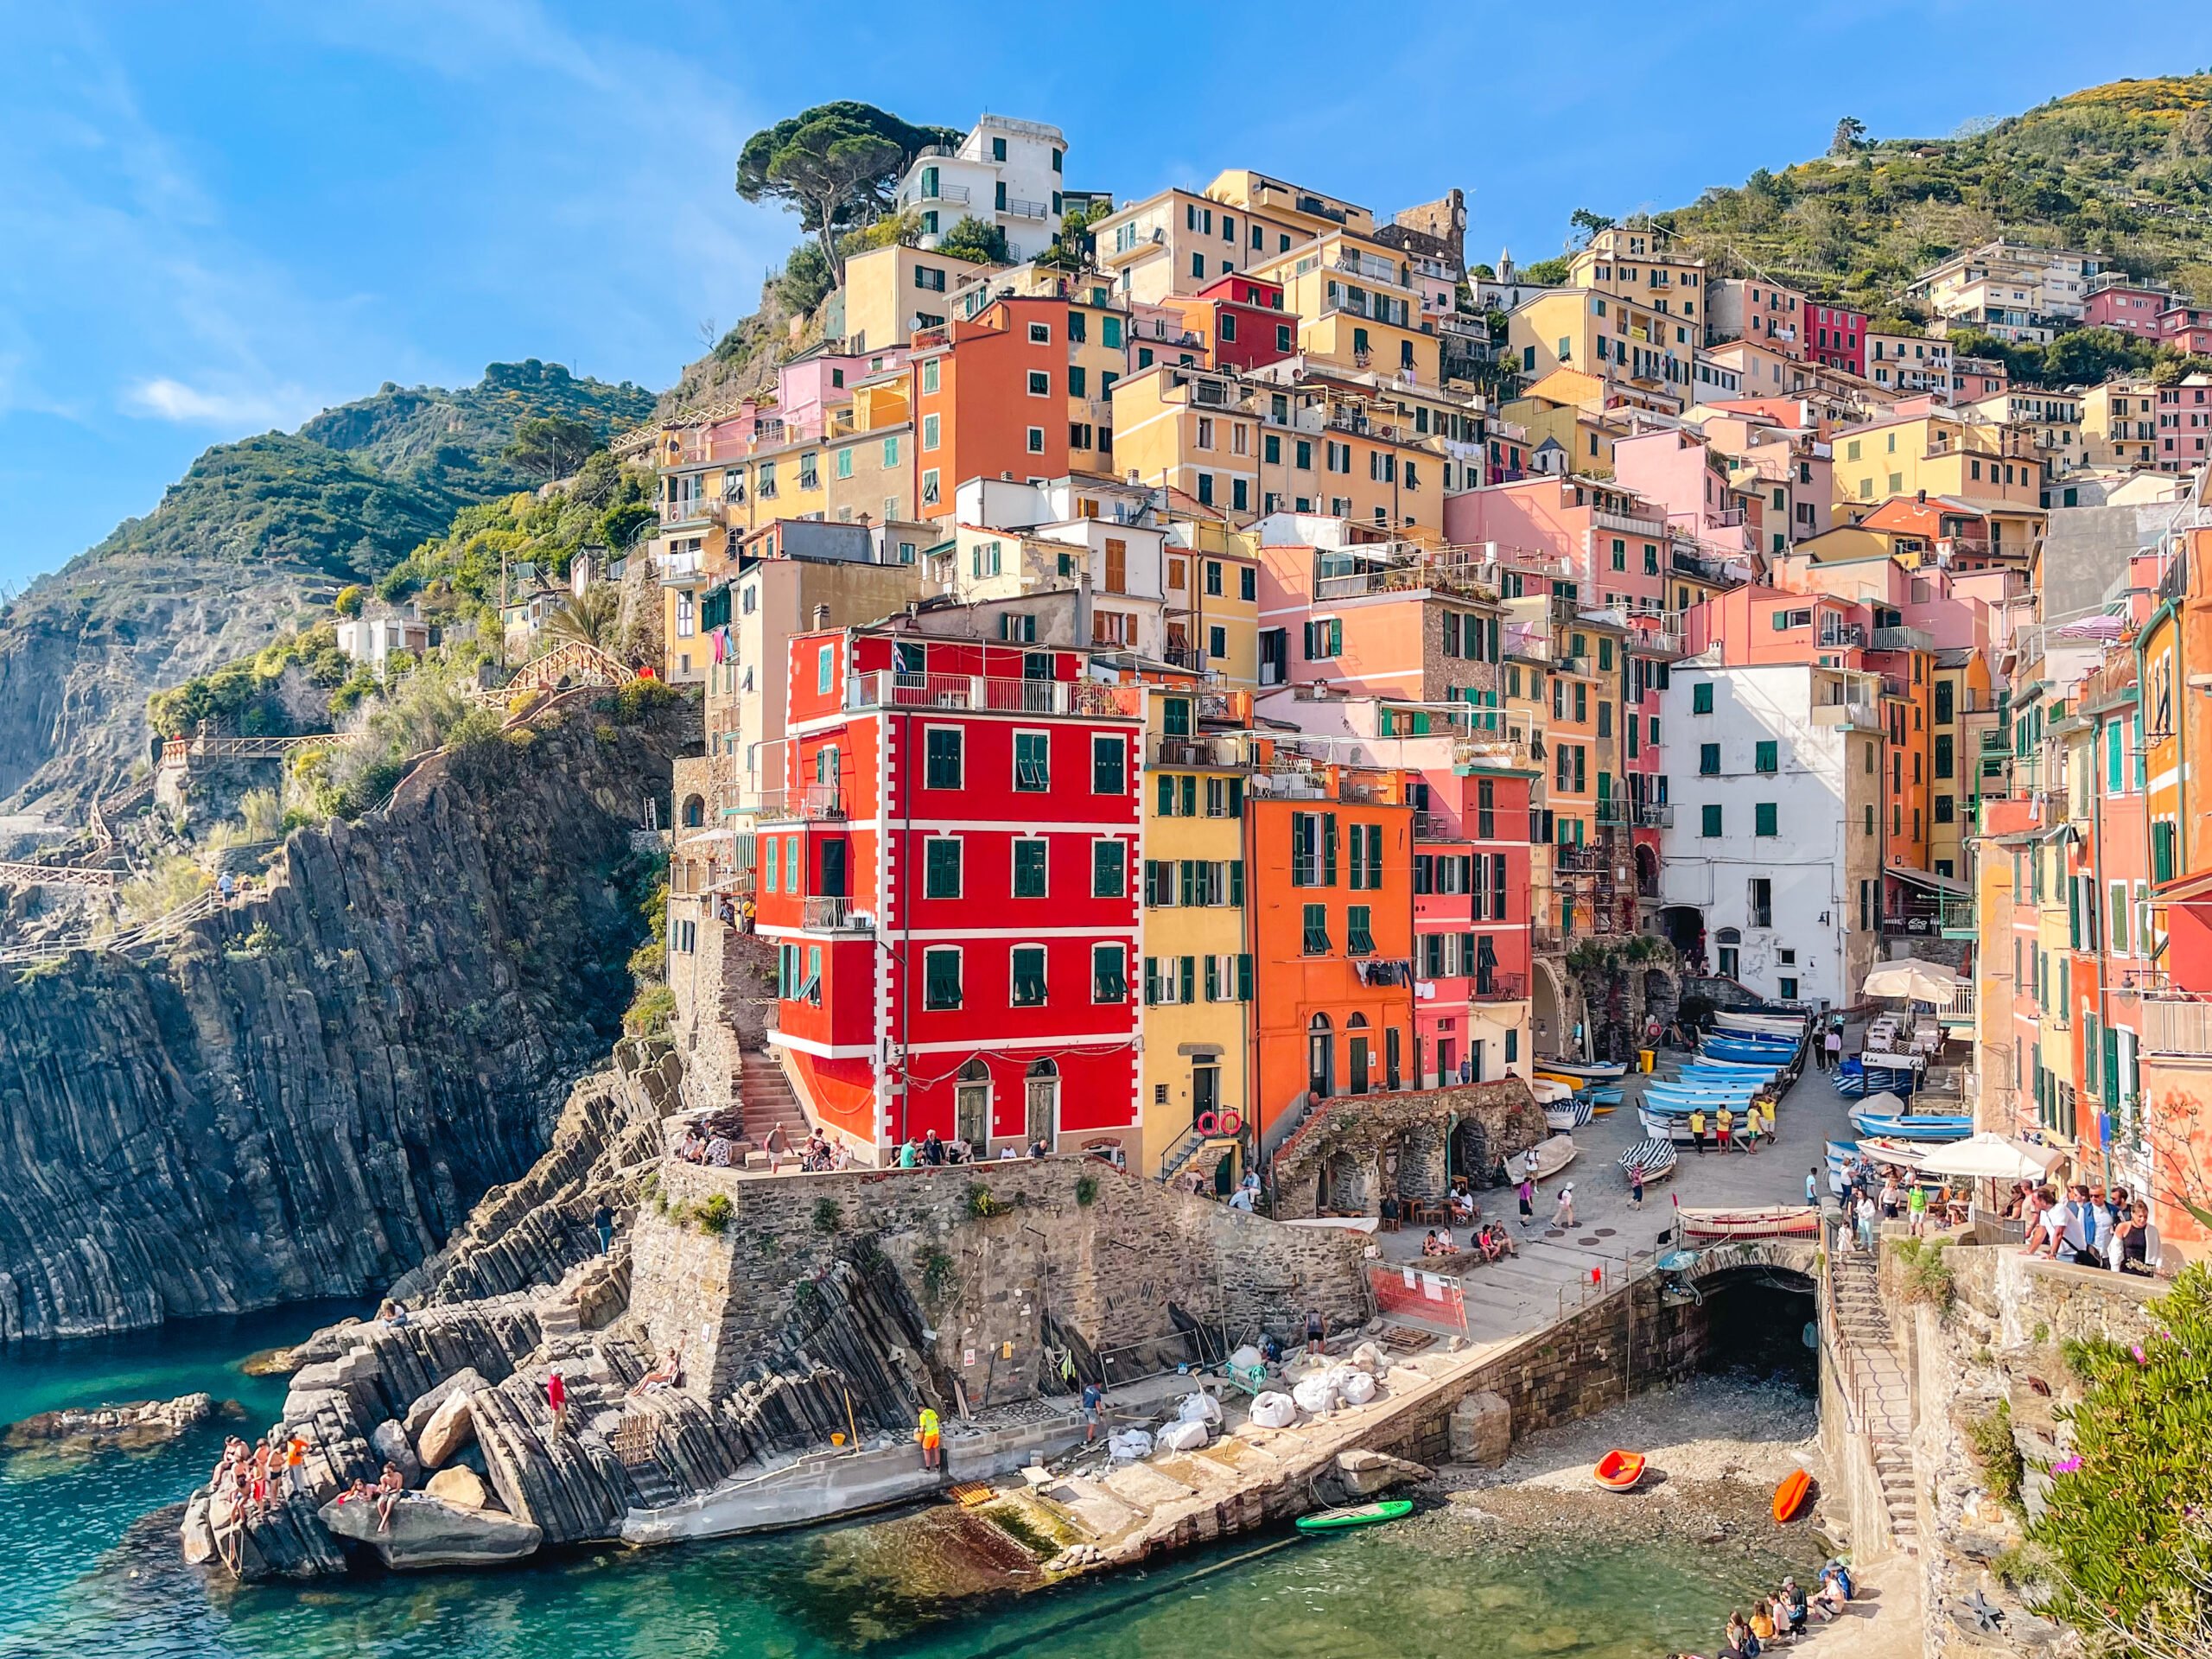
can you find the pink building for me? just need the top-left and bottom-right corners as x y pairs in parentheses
(1611, 427), (1752, 559)
(2084, 279), (2173, 340)
(2160, 304), (2212, 357)
(1805, 303), (1866, 376)
(1445, 476), (1669, 615)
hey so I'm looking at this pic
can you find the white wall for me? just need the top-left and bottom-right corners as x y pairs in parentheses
(1657, 663), (1868, 1009)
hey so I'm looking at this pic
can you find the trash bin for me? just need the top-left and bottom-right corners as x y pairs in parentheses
(1638, 1048), (1656, 1073)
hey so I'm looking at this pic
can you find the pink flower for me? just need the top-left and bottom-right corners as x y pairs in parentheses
(2133, 1344), (2149, 1364)
(2052, 1457), (2083, 1475)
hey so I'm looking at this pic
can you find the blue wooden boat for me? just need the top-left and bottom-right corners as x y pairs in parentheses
(1847, 1109), (1971, 1141)
(1646, 1080), (1763, 1101)
(1679, 1065), (1778, 1084)
(1702, 1039), (1801, 1066)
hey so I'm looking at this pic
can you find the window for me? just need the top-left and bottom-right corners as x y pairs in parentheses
(1755, 802), (1778, 837)
(835, 447), (853, 480)
(1093, 944), (1128, 1002)
(1092, 839), (1125, 897)
(1935, 734), (1955, 779)
(816, 644), (835, 694)
(1302, 903), (1332, 955)
(919, 358), (941, 394)
(1014, 731), (1049, 791)
(1027, 370), (1051, 397)
(1305, 618), (1343, 658)
(1701, 804), (1723, 837)
(1347, 822), (1384, 889)
(1091, 734), (1124, 793)
(921, 412), (941, 451)
(1010, 946), (1047, 1006)
(925, 728), (963, 789)
(1749, 877), (1773, 927)
(914, 264), (946, 293)
(924, 948), (962, 1010)
(1346, 906), (1376, 955)
(1699, 742), (1720, 775)
(1693, 681), (1713, 714)
(1026, 427), (1046, 454)
(1013, 838), (1047, 898)
(925, 837), (962, 898)
(1027, 321), (1050, 344)
(1292, 810), (1338, 887)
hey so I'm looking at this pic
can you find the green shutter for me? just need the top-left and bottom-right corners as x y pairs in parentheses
(1179, 957), (1197, 1002)
(1230, 860), (1245, 906)
(1755, 803), (1777, 837)
(1179, 860), (1196, 907)
(1181, 774), (1197, 816)
(1324, 814), (1338, 886)
(1237, 954), (1254, 1000)
(1157, 774), (1173, 816)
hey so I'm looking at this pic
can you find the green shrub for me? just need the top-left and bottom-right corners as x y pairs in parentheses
(1893, 1236), (1955, 1311)
(812, 1197), (844, 1233)
(624, 982), (675, 1037)
(1967, 1399), (2024, 1511)
(967, 1184), (1007, 1218)
(696, 1192), (733, 1235)
(1074, 1173), (1099, 1207)
(921, 1248), (956, 1309)
(2029, 1263), (2212, 1645)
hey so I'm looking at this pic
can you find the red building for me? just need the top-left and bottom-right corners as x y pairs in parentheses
(1412, 752), (1536, 1087)
(1173, 275), (1296, 373)
(1805, 303), (1866, 376)
(755, 625), (1145, 1162)
(2083, 279), (2171, 340)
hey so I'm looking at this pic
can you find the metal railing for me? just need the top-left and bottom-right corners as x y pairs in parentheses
(1151, 734), (1249, 768)
(757, 784), (848, 823)
(846, 671), (1142, 719)
(1003, 196), (1051, 219)
(1471, 971), (1527, 1002)
(801, 895), (863, 931)
(2144, 996), (2212, 1057)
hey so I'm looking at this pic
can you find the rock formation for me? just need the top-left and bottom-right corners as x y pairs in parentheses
(3, 1391), (234, 1456)
(0, 695), (690, 1340)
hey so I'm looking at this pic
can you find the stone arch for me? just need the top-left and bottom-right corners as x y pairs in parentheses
(680, 792), (706, 829)
(1634, 841), (1659, 899)
(1530, 958), (1567, 1061)
(1657, 904), (1704, 959)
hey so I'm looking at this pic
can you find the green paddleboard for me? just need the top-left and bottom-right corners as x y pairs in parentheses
(1295, 1499), (1414, 1533)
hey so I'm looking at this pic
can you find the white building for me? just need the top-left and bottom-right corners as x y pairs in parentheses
(1657, 661), (1884, 1011)
(896, 114), (1068, 264)
(1914, 240), (2109, 343)
(335, 613), (431, 674)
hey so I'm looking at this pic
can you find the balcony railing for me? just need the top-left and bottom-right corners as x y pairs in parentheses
(846, 671), (1141, 719)
(801, 895), (864, 931)
(757, 784), (848, 823)
(1871, 625), (1936, 653)
(2145, 996), (2212, 1057)
(1811, 702), (1881, 732)
(1594, 508), (1668, 538)
(1414, 812), (1464, 842)
(1150, 734), (1249, 768)
(1002, 196), (1051, 220)
(1471, 971), (1527, 1003)
(907, 181), (971, 205)
(1636, 803), (1674, 829)
(659, 495), (712, 524)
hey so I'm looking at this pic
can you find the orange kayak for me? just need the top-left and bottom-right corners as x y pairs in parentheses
(1592, 1448), (1647, 1491)
(1772, 1468), (1813, 1522)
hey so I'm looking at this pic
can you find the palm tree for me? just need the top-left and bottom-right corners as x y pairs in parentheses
(544, 585), (620, 651)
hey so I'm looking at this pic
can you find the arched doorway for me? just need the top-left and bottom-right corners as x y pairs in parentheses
(1634, 842), (1659, 899)
(1307, 1014), (1334, 1100)
(1530, 962), (1564, 1062)
(1714, 926), (1742, 982)
(955, 1058), (992, 1148)
(681, 793), (706, 829)
(1657, 905), (1704, 961)
(1025, 1058), (1059, 1149)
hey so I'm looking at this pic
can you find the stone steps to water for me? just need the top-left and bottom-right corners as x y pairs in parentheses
(739, 1048), (811, 1149)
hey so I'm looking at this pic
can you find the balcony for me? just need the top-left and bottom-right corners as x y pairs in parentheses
(1002, 196), (1051, 220)
(758, 784), (849, 823)
(846, 671), (1142, 719)
(2145, 996), (2212, 1058)
(1820, 623), (1868, 648)
(1594, 508), (1668, 538)
(1414, 811), (1465, 842)
(1471, 971), (1527, 1003)
(1871, 625), (1936, 653)
(1553, 843), (1609, 874)
(1811, 701), (1881, 733)
(1938, 983), (1976, 1026)
(908, 180), (971, 205)
(1636, 803), (1675, 830)
(659, 495), (713, 526)
(1150, 733), (1249, 768)
(801, 895), (867, 931)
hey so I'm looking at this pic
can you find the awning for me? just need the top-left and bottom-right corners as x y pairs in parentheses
(1915, 1132), (2063, 1181)
(1886, 866), (1969, 895)
(1862, 958), (1961, 1005)
(2158, 867), (2212, 906)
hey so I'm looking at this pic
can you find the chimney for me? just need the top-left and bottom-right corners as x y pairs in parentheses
(1916, 489), (1927, 504)
(813, 605), (830, 629)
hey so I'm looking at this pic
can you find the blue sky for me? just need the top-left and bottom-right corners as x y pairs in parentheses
(6, 1), (2211, 590)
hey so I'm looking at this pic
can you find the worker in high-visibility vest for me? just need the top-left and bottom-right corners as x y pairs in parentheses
(917, 1406), (942, 1471)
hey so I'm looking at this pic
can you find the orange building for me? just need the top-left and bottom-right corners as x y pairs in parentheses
(1247, 758), (1416, 1146)
(912, 295), (1073, 519)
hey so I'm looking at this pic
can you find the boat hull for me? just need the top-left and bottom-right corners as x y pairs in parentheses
(1772, 1468), (1813, 1522)
(1298, 1499), (1414, 1532)
(1592, 1449), (1647, 1491)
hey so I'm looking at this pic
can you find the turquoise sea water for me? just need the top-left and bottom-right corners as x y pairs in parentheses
(1, 1305), (1821, 1659)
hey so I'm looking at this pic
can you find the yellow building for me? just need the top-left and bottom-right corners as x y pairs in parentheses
(1500, 393), (1622, 477)
(1572, 226), (1708, 333)
(1162, 521), (1262, 689)
(1092, 184), (1314, 305)
(838, 243), (998, 354)
(1251, 228), (1440, 384)
(2080, 378), (2161, 471)
(1507, 289), (1694, 413)
(1137, 686), (1255, 1179)
(1829, 411), (2045, 553)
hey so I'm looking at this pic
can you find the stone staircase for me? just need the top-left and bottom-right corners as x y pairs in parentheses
(739, 1046), (812, 1151)
(1829, 1246), (1919, 1554)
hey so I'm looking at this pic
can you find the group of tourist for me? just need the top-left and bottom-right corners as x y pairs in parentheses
(1415, 1221), (1520, 1262)
(1684, 1100), (1776, 1156)
(891, 1128), (1046, 1166)
(332, 1463), (410, 1534)
(2012, 1179), (2152, 1274)
(206, 1433), (310, 1560)
(1675, 1560), (1855, 1658)
(673, 1120), (743, 1167)
(214, 870), (260, 905)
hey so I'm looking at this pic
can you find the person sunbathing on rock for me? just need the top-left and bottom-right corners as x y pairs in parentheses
(630, 1339), (685, 1396)
(374, 1462), (405, 1534)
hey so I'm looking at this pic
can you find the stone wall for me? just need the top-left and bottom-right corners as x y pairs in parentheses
(1368, 1268), (1713, 1468)
(1269, 1081), (1548, 1221)
(668, 900), (772, 1116)
(629, 1156), (1375, 1408)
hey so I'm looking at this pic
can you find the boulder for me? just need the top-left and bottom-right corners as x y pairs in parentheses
(369, 1420), (421, 1484)
(180, 1493), (217, 1565)
(425, 1465), (495, 1512)
(320, 1492), (542, 1569)
(1447, 1390), (1510, 1467)
(416, 1389), (477, 1469)
(1331, 1448), (1431, 1500)
(402, 1368), (487, 1440)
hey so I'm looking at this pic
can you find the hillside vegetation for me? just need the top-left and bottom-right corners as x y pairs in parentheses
(1650, 77), (2212, 321)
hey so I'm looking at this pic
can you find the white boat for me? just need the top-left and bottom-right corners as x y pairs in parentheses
(1713, 1011), (1813, 1039)
(1521, 1133), (1579, 1182)
(1536, 1057), (1629, 1081)
(1528, 1076), (1576, 1104)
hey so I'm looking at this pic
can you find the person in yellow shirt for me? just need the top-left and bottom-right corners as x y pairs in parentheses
(1689, 1108), (1707, 1155)
(917, 1406), (942, 1471)
(1716, 1104), (1734, 1152)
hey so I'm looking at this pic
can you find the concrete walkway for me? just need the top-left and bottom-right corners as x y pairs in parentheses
(1373, 1036), (1863, 1341)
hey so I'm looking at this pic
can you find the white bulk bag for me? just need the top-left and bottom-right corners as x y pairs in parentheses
(1249, 1391), (1298, 1429)
(1157, 1419), (1211, 1452)
(1108, 1427), (1154, 1462)
(1291, 1375), (1339, 1415)
(1178, 1390), (1224, 1427)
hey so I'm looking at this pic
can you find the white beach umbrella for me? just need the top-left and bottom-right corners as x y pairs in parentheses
(1913, 1132), (2062, 1182)
(1861, 958), (1961, 1006)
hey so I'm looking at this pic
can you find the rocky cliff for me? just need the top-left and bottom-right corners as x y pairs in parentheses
(0, 692), (691, 1341)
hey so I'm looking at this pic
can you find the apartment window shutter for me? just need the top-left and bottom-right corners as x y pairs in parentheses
(1179, 860), (1196, 907)
(1237, 954), (1254, 1000)
(1230, 860), (1245, 906)
(1324, 814), (1338, 885)
(1179, 957), (1197, 1003)
(1205, 957), (1219, 1001)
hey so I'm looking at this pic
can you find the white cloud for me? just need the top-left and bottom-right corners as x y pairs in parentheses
(121, 377), (315, 429)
